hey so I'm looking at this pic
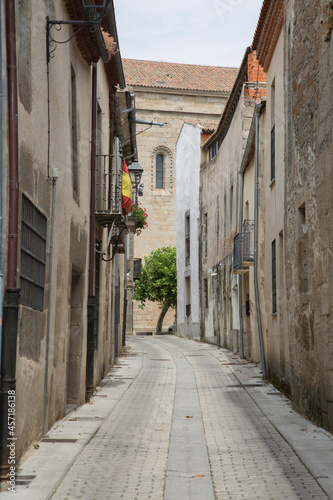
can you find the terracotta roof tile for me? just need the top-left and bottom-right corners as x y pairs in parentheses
(252, 0), (284, 72)
(123, 59), (238, 93)
(183, 119), (217, 132)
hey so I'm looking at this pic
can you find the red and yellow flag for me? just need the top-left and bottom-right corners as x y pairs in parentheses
(122, 160), (132, 215)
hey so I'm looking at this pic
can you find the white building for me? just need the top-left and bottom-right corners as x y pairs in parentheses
(176, 123), (203, 339)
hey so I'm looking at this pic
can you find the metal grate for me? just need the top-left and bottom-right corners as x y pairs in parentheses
(20, 195), (47, 310)
(233, 232), (241, 272)
(271, 125), (275, 181)
(226, 384), (264, 388)
(40, 438), (78, 443)
(16, 475), (36, 486)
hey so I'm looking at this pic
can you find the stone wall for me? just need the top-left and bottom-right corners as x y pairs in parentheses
(200, 86), (254, 349)
(284, 0), (333, 431)
(12, 0), (124, 459)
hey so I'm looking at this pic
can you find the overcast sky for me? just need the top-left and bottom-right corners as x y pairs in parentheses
(114, 0), (263, 68)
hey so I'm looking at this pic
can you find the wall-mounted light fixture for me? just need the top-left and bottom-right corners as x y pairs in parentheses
(82, 0), (111, 22)
(46, 0), (111, 63)
(128, 161), (143, 206)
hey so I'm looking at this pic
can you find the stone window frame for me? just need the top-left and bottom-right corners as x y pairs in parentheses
(150, 145), (173, 194)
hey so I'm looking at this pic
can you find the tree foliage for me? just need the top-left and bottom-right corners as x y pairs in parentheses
(134, 246), (177, 309)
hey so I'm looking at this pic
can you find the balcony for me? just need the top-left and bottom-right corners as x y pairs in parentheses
(233, 219), (255, 274)
(243, 219), (254, 265)
(95, 154), (124, 227)
(233, 233), (249, 274)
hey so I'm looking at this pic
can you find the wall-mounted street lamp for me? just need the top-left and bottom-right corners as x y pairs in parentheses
(82, 0), (111, 21)
(46, 0), (111, 63)
(128, 161), (143, 206)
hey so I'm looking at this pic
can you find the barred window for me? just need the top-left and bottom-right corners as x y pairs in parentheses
(185, 212), (190, 266)
(272, 239), (277, 313)
(21, 195), (47, 310)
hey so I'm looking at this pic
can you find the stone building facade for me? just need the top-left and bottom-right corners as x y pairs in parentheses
(0, 0), (137, 474)
(200, 50), (266, 351)
(123, 59), (238, 333)
(283, 0), (333, 431)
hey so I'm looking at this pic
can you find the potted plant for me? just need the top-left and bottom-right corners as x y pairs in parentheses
(129, 204), (148, 235)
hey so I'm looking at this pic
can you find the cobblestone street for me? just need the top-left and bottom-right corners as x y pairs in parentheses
(3, 335), (333, 500)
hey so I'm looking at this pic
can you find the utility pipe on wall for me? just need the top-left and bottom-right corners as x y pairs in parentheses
(113, 138), (120, 359)
(0, 0), (20, 480)
(254, 105), (267, 379)
(238, 171), (244, 359)
(0, 0), (7, 365)
(5, 0), (18, 290)
(43, 169), (58, 436)
(86, 62), (97, 400)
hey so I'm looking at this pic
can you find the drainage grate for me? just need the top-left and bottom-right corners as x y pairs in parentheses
(186, 354), (204, 357)
(151, 359), (171, 361)
(16, 475), (36, 486)
(113, 377), (134, 380)
(226, 384), (264, 388)
(71, 416), (102, 421)
(40, 438), (78, 443)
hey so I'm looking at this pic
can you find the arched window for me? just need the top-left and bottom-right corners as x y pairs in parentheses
(156, 154), (164, 189)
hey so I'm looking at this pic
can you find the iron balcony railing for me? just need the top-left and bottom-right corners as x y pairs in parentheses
(233, 219), (254, 274)
(243, 219), (254, 265)
(95, 154), (123, 226)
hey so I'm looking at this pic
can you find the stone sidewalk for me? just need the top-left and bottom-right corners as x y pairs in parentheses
(1, 335), (332, 499)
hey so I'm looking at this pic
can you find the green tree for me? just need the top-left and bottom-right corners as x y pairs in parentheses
(133, 246), (177, 333)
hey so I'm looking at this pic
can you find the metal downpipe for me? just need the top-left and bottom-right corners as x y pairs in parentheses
(0, 0), (7, 369)
(0, 0), (20, 480)
(254, 106), (267, 379)
(86, 63), (97, 400)
(43, 170), (58, 435)
(122, 234), (128, 347)
(113, 138), (120, 359)
(238, 172), (244, 359)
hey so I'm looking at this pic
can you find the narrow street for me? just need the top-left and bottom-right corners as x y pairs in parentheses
(4, 335), (333, 500)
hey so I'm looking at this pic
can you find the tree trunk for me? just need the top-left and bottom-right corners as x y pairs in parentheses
(156, 303), (170, 334)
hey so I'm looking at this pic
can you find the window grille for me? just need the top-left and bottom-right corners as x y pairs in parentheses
(185, 213), (190, 266)
(204, 278), (208, 309)
(203, 213), (208, 257)
(185, 276), (191, 317)
(233, 233), (241, 272)
(94, 241), (100, 349)
(272, 239), (277, 313)
(21, 195), (47, 310)
(271, 125), (275, 182)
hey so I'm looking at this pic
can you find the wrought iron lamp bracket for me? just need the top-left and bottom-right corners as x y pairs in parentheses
(46, 16), (99, 63)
